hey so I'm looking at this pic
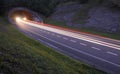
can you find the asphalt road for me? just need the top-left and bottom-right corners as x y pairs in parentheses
(16, 19), (120, 74)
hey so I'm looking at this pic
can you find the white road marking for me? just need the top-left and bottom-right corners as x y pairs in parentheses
(28, 30), (120, 67)
(43, 30), (46, 32)
(52, 33), (55, 36)
(80, 43), (87, 46)
(91, 47), (101, 50)
(107, 51), (118, 56)
(38, 39), (58, 49)
(57, 35), (61, 38)
(40, 29), (43, 31)
(38, 39), (82, 60)
(46, 43), (58, 49)
(29, 33), (33, 36)
(38, 39), (41, 41)
(63, 37), (68, 40)
(70, 40), (76, 43)
(47, 32), (50, 34)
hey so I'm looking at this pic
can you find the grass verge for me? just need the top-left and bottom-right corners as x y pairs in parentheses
(0, 17), (106, 74)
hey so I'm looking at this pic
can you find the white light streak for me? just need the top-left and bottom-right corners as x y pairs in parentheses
(19, 20), (120, 50)
(15, 17), (21, 22)
(23, 17), (27, 20)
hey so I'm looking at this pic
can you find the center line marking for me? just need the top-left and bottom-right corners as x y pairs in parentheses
(47, 32), (50, 34)
(63, 37), (68, 40)
(107, 51), (118, 56)
(38, 39), (41, 41)
(80, 43), (87, 46)
(57, 35), (61, 37)
(52, 33), (55, 36)
(43, 30), (46, 32)
(70, 40), (76, 43)
(91, 47), (101, 50)
(29, 33), (33, 36)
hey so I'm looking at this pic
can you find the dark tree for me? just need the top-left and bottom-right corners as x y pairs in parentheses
(0, 0), (4, 15)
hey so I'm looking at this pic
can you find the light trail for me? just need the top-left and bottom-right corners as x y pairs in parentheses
(23, 17), (27, 20)
(17, 19), (120, 50)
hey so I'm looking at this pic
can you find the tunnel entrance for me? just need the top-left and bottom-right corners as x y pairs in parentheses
(8, 7), (43, 24)
(11, 10), (33, 21)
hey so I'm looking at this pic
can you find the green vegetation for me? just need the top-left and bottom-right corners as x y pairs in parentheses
(45, 19), (120, 40)
(0, 17), (106, 74)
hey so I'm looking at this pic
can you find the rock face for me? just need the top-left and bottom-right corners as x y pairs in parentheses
(86, 7), (120, 33)
(51, 3), (82, 23)
(50, 3), (120, 34)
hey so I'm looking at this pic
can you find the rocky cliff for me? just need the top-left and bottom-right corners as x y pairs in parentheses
(50, 2), (120, 34)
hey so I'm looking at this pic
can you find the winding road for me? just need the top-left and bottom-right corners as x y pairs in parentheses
(16, 19), (120, 74)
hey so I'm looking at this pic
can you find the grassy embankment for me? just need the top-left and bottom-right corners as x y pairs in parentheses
(45, 0), (120, 40)
(0, 17), (106, 74)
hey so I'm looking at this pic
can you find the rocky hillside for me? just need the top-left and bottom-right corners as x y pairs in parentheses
(50, 2), (120, 34)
